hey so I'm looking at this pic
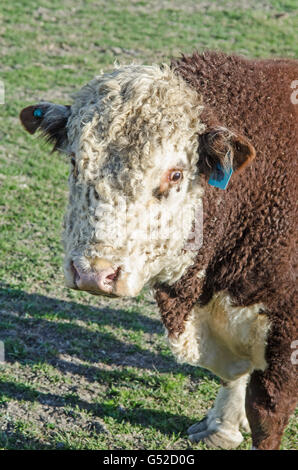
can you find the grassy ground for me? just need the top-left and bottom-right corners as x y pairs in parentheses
(0, 0), (297, 450)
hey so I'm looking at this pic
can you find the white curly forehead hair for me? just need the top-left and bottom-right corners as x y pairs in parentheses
(22, 64), (207, 297)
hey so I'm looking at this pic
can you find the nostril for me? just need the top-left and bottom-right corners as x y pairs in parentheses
(106, 267), (121, 282)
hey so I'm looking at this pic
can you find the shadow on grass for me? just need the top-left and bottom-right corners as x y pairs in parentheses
(0, 429), (51, 450)
(0, 282), (216, 449)
(0, 282), (213, 378)
(1, 379), (198, 445)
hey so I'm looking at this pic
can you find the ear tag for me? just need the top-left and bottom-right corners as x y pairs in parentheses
(33, 108), (43, 118)
(208, 152), (233, 190)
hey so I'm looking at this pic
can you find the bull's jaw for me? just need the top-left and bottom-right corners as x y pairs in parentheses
(112, 271), (144, 297)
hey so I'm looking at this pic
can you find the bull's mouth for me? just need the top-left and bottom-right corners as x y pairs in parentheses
(68, 260), (142, 298)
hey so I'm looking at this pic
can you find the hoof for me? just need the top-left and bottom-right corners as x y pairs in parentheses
(187, 417), (208, 435)
(187, 416), (244, 449)
(189, 427), (243, 449)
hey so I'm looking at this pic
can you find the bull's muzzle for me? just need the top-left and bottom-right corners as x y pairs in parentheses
(71, 259), (120, 296)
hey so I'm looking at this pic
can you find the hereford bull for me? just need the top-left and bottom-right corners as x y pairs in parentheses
(20, 51), (297, 450)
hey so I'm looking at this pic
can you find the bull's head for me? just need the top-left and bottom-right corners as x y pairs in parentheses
(20, 65), (255, 297)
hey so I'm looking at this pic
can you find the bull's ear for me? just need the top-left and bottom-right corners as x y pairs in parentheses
(197, 127), (256, 181)
(20, 102), (71, 152)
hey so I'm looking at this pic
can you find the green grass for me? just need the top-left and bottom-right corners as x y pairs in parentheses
(0, 0), (297, 450)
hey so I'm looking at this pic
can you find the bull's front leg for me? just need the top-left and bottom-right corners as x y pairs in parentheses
(188, 374), (250, 449)
(245, 317), (297, 450)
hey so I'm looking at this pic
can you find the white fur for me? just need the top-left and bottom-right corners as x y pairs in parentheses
(168, 291), (270, 381)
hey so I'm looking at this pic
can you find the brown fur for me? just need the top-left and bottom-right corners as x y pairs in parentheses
(155, 51), (298, 449)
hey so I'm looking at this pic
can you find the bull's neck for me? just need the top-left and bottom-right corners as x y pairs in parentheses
(154, 179), (238, 337)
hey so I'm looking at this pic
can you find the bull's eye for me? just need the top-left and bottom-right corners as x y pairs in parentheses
(155, 168), (184, 199)
(169, 170), (183, 183)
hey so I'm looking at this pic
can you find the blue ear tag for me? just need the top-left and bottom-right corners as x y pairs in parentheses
(33, 108), (43, 118)
(208, 153), (233, 190)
